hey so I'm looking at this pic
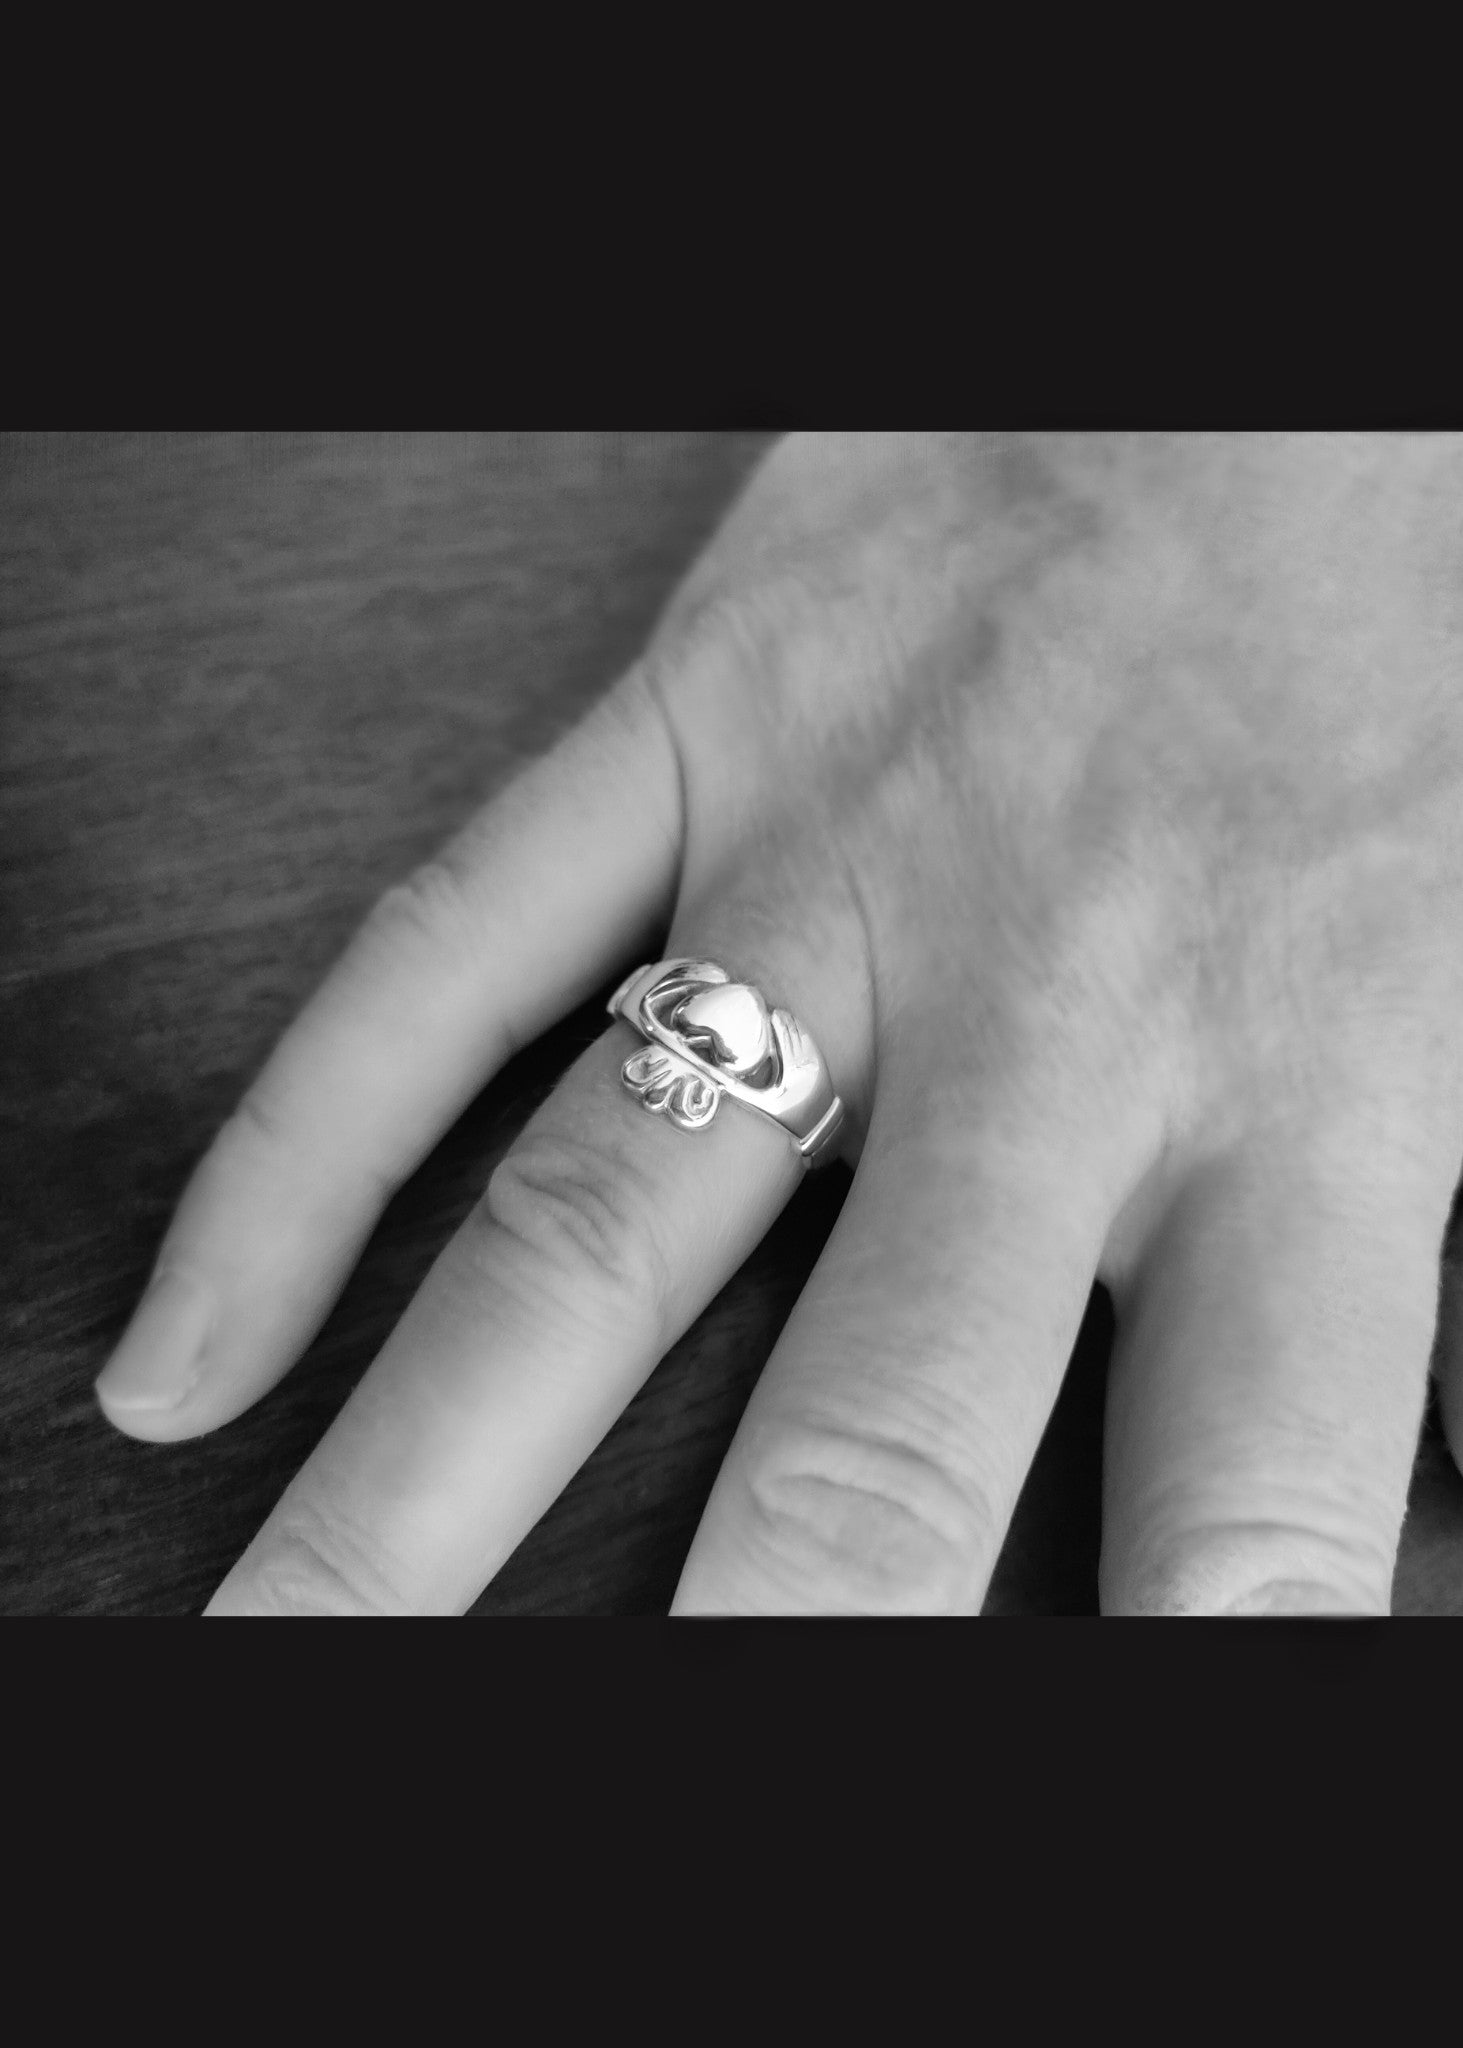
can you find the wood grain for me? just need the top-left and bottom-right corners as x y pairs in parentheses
(3, 430), (1462, 1615)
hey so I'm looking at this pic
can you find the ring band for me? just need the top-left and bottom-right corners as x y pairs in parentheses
(606, 958), (845, 1171)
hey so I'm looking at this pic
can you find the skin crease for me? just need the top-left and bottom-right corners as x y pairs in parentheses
(652, 434), (1463, 1612)
(96, 432), (1463, 1614)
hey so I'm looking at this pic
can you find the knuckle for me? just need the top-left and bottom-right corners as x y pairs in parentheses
(1107, 1519), (1395, 1617)
(738, 1418), (999, 1614)
(208, 1075), (399, 1210)
(480, 1127), (672, 1326)
(221, 1084), (296, 1161)
(209, 1081), (332, 1193)
(651, 580), (848, 760)
(1207, 1579), (1386, 1617)
(238, 1499), (415, 1616)
(589, 659), (675, 765)
(356, 841), (486, 964)
(654, 582), (775, 680)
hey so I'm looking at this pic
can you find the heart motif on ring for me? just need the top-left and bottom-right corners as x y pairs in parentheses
(671, 982), (774, 1079)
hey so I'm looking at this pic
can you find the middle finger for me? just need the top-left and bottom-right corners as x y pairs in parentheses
(203, 942), (855, 1615)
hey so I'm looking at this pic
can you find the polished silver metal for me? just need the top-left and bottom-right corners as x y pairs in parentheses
(607, 958), (845, 1170)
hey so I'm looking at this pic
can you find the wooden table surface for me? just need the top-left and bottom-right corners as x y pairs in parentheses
(5, 429), (1463, 1616)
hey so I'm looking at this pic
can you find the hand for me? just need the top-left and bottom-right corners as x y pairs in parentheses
(94, 432), (1463, 1614)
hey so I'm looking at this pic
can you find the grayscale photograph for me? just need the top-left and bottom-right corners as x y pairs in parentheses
(5, 429), (1463, 1615)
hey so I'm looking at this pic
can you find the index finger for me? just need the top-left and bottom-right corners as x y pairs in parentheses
(93, 670), (682, 1437)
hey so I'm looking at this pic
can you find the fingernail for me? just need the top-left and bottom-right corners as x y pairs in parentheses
(95, 1267), (214, 1413)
